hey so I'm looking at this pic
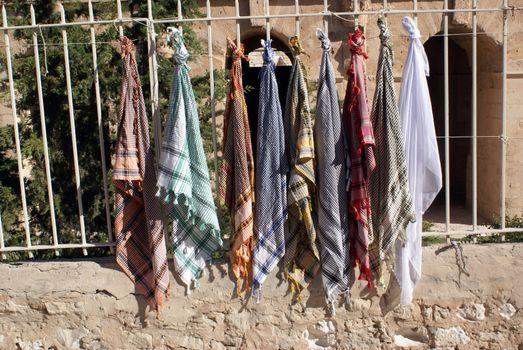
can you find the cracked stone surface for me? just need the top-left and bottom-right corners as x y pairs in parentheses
(1, 243), (522, 349)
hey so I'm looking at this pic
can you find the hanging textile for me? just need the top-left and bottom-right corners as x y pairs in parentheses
(113, 36), (169, 313)
(157, 28), (222, 288)
(342, 27), (376, 288)
(219, 38), (255, 295)
(283, 36), (320, 297)
(368, 18), (415, 282)
(314, 29), (350, 307)
(252, 39), (288, 297)
(395, 16), (442, 304)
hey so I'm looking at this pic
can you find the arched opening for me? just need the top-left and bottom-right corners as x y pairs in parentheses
(423, 34), (473, 224)
(240, 31), (293, 160)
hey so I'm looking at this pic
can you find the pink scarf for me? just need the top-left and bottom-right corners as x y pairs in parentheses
(342, 28), (376, 288)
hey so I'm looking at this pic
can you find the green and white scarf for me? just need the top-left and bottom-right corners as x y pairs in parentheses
(157, 28), (222, 289)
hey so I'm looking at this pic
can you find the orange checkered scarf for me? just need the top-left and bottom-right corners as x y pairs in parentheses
(113, 36), (169, 315)
(219, 38), (255, 295)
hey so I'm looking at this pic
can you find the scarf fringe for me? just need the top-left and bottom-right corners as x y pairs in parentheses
(231, 237), (252, 296)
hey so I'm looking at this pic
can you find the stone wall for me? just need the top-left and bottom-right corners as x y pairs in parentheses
(1, 243), (522, 349)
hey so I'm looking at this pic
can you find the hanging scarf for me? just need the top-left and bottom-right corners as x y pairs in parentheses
(368, 18), (415, 283)
(314, 29), (350, 307)
(252, 39), (288, 297)
(113, 36), (169, 313)
(395, 16), (442, 304)
(283, 36), (320, 298)
(219, 38), (255, 295)
(157, 28), (222, 289)
(342, 27), (376, 288)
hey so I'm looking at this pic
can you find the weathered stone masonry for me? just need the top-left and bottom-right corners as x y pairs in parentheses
(1, 243), (522, 349)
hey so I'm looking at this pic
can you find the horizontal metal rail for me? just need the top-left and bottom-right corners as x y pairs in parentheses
(1, 7), (521, 31)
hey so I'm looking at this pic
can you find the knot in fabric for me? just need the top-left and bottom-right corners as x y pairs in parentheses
(315, 28), (331, 51)
(289, 36), (305, 57)
(402, 16), (421, 39)
(261, 39), (275, 66)
(227, 37), (247, 62)
(348, 28), (368, 59)
(119, 36), (135, 58)
(377, 17), (394, 62)
(167, 27), (190, 67)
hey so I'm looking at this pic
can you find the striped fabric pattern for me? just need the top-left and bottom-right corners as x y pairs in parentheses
(314, 29), (350, 305)
(368, 18), (415, 282)
(113, 36), (169, 313)
(156, 28), (222, 288)
(342, 28), (376, 288)
(219, 38), (255, 295)
(252, 39), (288, 295)
(283, 36), (320, 297)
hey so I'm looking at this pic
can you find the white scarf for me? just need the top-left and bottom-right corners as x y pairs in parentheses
(395, 16), (442, 305)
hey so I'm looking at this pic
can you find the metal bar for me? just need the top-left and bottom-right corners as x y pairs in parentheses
(59, 3), (87, 256)
(147, 0), (162, 163)
(0, 7), (519, 31)
(0, 242), (116, 253)
(234, 0), (241, 45)
(206, 0), (220, 197)
(413, 0), (418, 22)
(295, 0), (300, 37)
(444, 0), (450, 233)
(471, 0), (478, 231)
(116, 0), (124, 36)
(30, 4), (59, 256)
(150, 7), (519, 25)
(422, 227), (523, 237)
(500, 0), (508, 238)
(89, 0), (114, 253)
(0, 207), (5, 259)
(176, 0), (183, 25)
(265, 0), (270, 40)
(323, 0), (328, 33)
(2, 5), (33, 259)
(0, 18), (145, 31)
(353, 0), (359, 28)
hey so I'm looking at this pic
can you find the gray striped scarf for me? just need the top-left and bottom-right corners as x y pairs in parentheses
(314, 29), (350, 305)
(368, 18), (415, 282)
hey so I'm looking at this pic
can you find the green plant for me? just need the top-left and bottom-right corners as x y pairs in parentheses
(0, 0), (230, 260)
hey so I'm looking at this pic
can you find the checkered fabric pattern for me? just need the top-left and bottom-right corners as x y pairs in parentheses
(113, 36), (169, 314)
(156, 28), (222, 288)
(368, 18), (415, 282)
(218, 38), (255, 295)
(283, 36), (320, 298)
(342, 28), (376, 289)
(252, 39), (288, 296)
(314, 29), (350, 305)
